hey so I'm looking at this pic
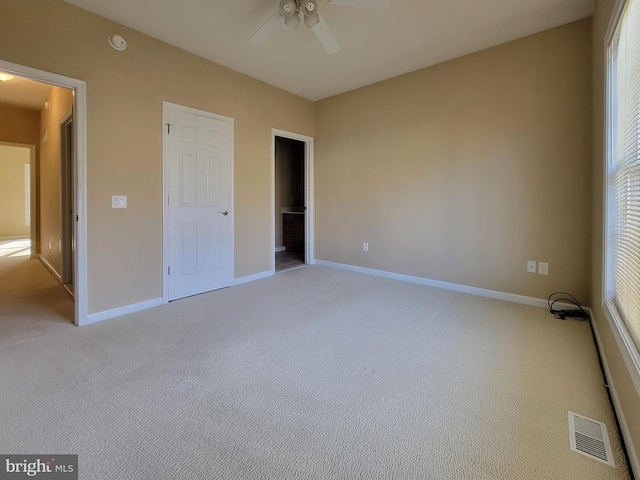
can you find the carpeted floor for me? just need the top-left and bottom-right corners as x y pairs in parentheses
(0, 254), (632, 479)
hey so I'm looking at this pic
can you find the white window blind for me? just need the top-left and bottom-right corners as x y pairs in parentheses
(611, 0), (640, 353)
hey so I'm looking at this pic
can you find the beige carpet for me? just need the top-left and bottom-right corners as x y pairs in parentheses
(0, 253), (632, 479)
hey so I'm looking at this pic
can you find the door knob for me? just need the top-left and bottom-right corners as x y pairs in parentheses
(218, 211), (229, 216)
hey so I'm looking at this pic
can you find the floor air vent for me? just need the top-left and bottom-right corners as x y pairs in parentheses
(568, 411), (615, 467)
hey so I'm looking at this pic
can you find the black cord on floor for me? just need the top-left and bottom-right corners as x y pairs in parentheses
(548, 292), (590, 321)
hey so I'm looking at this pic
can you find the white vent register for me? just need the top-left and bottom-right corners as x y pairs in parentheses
(568, 411), (615, 467)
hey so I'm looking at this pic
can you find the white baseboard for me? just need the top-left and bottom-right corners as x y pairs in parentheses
(84, 297), (163, 326)
(0, 235), (29, 241)
(234, 270), (273, 286)
(315, 260), (580, 311)
(85, 272), (273, 326)
(38, 255), (61, 283)
(275, 246), (286, 253)
(590, 312), (640, 479)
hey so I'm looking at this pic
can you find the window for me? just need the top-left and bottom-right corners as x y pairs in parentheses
(24, 163), (30, 226)
(606, 0), (640, 369)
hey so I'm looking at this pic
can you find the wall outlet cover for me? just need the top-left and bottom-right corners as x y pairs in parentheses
(527, 260), (536, 273)
(539, 262), (549, 275)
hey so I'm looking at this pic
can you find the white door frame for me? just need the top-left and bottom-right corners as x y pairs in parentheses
(271, 129), (315, 273)
(162, 101), (235, 303)
(60, 107), (74, 288)
(0, 59), (88, 326)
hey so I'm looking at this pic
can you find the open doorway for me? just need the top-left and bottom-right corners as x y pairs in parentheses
(271, 129), (314, 274)
(0, 59), (87, 326)
(0, 143), (33, 255)
(275, 136), (305, 272)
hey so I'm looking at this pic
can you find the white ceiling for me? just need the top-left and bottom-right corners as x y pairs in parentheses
(0, 75), (52, 110)
(64, 0), (595, 101)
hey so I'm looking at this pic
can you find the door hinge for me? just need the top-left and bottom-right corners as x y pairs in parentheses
(168, 266), (171, 276)
(165, 123), (172, 134)
(167, 195), (170, 205)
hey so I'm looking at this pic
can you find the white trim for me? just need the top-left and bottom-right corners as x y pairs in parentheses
(605, 0), (629, 47)
(89, 267), (273, 323)
(38, 254), (61, 283)
(271, 129), (315, 275)
(234, 270), (273, 286)
(162, 101), (235, 304)
(603, 302), (640, 396)
(315, 260), (580, 310)
(591, 311), (640, 479)
(59, 107), (73, 286)
(275, 246), (286, 253)
(0, 60), (88, 326)
(85, 298), (163, 325)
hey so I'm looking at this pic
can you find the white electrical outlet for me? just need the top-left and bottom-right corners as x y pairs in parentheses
(539, 262), (549, 275)
(363, 242), (368, 252)
(48, 241), (52, 250)
(527, 260), (536, 273)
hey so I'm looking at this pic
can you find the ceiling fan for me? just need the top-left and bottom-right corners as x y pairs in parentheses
(249, 0), (390, 55)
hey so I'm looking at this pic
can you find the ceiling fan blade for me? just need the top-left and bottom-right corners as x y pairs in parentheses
(249, 10), (283, 46)
(325, 0), (390, 9)
(311, 14), (340, 54)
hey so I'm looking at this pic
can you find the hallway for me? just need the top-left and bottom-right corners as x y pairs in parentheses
(0, 238), (74, 341)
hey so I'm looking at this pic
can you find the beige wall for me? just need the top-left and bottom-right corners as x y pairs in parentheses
(591, 0), (640, 469)
(0, 0), (314, 313)
(315, 19), (592, 303)
(0, 103), (40, 147)
(38, 86), (73, 275)
(0, 145), (30, 238)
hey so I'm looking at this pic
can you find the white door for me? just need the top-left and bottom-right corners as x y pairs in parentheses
(165, 104), (234, 301)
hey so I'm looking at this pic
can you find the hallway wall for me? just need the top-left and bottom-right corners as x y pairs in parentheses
(38, 86), (73, 277)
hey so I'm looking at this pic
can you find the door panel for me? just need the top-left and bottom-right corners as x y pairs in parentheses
(167, 107), (233, 301)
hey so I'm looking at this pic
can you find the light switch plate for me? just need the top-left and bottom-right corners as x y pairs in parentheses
(112, 195), (127, 208)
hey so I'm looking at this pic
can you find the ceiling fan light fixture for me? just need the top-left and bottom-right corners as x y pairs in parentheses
(279, 0), (298, 17)
(301, 0), (318, 16)
(303, 12), (320, 28)
(0, 73), (14, 82)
